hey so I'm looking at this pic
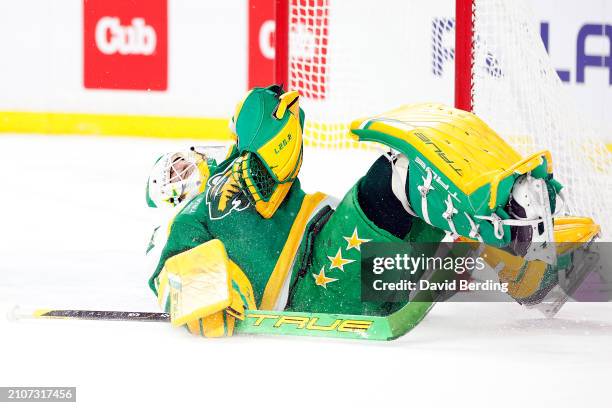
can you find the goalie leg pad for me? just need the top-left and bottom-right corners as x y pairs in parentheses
(350, 103), (563, 250)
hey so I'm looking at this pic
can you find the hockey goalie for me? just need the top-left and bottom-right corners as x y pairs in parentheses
(145, 85), (600, 338)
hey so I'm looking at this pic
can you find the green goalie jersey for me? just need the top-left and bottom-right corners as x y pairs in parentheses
(149, 146), (448, 316)
(148, 147), (335, 312)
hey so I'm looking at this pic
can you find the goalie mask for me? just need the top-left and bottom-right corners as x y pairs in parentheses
(231, 85), (305, 219)
(146, 148), (212, 209)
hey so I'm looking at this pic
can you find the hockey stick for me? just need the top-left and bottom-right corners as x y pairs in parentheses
(8, 307), (171, 322)
(8, 240), (458, 341)
(8, 301), (434, 341)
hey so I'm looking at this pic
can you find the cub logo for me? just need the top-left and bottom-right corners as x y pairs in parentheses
(83, 0), (167, 90)
(206, 166), (250, 220)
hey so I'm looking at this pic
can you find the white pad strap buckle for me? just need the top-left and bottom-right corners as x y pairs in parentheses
(417, 168), (434, 224)
(464, 213), (482, 242)
(442, 194), (459, 235)
(475, 213), (505, 240)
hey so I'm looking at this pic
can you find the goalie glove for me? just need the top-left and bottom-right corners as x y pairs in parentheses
(157, 239), (257, 337)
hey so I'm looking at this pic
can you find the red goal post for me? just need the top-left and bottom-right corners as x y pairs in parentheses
(454, 0), (473, 111)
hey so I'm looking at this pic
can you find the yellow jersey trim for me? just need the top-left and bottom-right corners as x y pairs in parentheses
(259, 192), (327, 310)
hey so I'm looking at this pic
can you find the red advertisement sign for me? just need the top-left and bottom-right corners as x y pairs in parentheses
(83, 0), (168, 91)
(248, 0), (276, 89)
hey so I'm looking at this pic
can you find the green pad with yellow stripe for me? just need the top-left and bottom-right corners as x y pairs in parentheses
(350, 103), (555, 247)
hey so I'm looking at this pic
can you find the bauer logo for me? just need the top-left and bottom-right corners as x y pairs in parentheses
(83, 0), (167, 91)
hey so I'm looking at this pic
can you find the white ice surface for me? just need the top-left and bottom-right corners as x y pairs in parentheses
(0, 135), (611, 408)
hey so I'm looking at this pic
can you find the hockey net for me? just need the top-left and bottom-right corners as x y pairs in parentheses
(278, 0), (612, 239)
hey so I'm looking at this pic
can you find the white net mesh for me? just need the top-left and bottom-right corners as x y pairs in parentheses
(287, 0), (451, 149)
(471, 0), (611, 239)
(288, 0), (352, 148)
(287, 0), (611, 238)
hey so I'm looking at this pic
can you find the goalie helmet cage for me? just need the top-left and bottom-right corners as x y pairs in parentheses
(274, 0), (611, 240)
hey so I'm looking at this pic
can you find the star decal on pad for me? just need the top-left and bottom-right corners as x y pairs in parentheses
(327, 248), (355, 272)
(343, 227), (371, 252)
(313, 267), (338, 288)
